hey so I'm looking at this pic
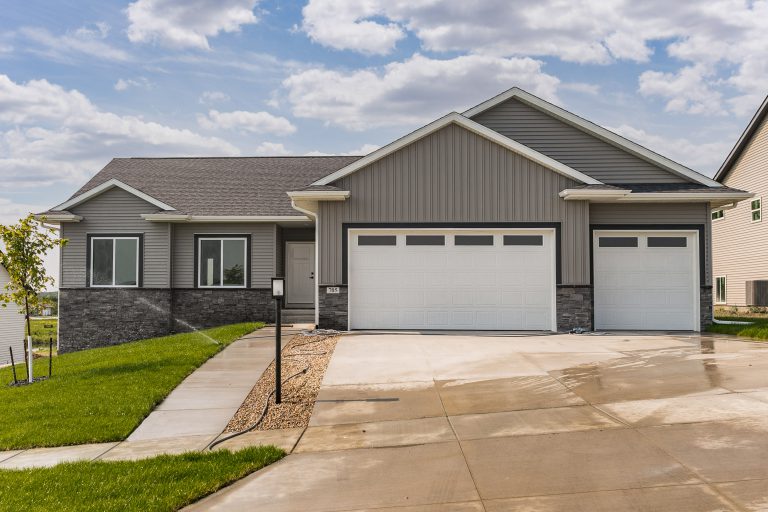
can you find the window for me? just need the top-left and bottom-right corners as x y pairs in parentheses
(715, 276), (727, 304)
(752, 198), (761, 222)
(455, 235), (494, 246)
(712, 209), (724, 221)
(405, 235), (445, 246)
(90, 236), (140, 287)
(648, 237), (687, 248)
(503, 235), (543, 246)
(598, 237), (638, 248)
(198, 237), (248, 288)
(358, 235), (396, 246)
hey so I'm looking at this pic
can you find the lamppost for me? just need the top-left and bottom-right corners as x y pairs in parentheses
(271, 277), (285, 404)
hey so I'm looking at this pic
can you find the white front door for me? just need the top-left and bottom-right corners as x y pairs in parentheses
(348, 229), (556, 330)
(286, 242), (315, 306)
(593, 230), (699, 331)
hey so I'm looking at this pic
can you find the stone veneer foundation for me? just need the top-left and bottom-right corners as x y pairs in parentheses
(556, 285), (594, 331)
(318, 285), (348, 331)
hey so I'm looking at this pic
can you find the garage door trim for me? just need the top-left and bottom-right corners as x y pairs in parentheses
(346, 226), (558, 331)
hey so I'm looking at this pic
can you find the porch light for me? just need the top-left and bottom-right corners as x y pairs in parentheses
(271, 277), (285, 404)
(271, 277), (285, 299)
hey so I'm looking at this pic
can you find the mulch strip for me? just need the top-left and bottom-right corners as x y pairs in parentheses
(224, 333), (341, 432)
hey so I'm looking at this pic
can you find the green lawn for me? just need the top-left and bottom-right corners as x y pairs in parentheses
(0, 323), (262, 450)
(26, 318), (58, 348)
(0, 446), (284, 512)
(708, 316), (768, 340)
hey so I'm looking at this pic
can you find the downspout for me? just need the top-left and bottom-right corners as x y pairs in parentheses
(290, 199), (320, 326)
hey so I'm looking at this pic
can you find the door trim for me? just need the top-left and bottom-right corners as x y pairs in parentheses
(286, 241), (315, 307)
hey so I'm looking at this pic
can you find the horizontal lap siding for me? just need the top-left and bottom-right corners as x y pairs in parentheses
(319, 123), (590, 285)
(172, 223), (276, 288)
(589, 203), (712, 285)
(472, 98), (686, 184)
(61, 188), (168, 288)
(0, 266), (24, 365)
(713, 115), (768, 305)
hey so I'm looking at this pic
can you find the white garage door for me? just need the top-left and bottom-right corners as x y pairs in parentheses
(594, 231), (699, 331)
(348, 229), (556, 330)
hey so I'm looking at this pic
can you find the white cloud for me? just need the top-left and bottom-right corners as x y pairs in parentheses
(305, 143), (380, 156)
(197, 109), (296, 135)
(610, 124), (732, 174)
(638, 65), (726, 116)
(199, 91), (230, 104)
(0, 75), (238, 189)
(114, 77), (151, 91)
(252, 142), (290, 156)
(126, 0), (260, 49)
(19, 24), (130, 62)
(283, 53), (559, 130)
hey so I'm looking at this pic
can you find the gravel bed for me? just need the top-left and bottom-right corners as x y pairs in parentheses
(224, 333), (341, 432)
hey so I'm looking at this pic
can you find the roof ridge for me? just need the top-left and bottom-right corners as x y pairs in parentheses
(122, 155), (363, 160)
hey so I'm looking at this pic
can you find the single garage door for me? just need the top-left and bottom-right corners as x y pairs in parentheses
(593, 230), (699, 331)
(348, 229), (556, 330)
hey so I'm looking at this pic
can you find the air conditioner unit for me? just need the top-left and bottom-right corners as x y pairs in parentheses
(746, 280), (768, 306)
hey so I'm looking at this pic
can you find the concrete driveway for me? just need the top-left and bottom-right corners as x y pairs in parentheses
(190, 331), (768, 511)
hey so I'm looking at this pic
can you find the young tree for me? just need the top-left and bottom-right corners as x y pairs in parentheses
(0, 214), (67, 375)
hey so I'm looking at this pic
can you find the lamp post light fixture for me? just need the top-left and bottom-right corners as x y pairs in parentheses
(271, 277), (285, 404)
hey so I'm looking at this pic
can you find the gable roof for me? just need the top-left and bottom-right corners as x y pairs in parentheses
(463, 87), (722, 188)
(312, 112), (603, 186)
(715, 94), (768, 182)
(53, 156), (360, 217)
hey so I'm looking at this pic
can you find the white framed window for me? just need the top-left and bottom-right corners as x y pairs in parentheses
(89, 236), (140, 287)
(715, 276), (727, 304)
(711, 209), (724, 221)
(751, 198), (761, 222)
(198, 237), (248, 288)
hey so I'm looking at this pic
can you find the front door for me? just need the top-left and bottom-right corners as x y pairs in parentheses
(286, 242), (315, 307)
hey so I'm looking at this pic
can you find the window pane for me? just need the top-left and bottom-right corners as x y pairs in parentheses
(92, 239), (113, 285)
(648, 237), (687, 248)
(753, 210), (761, 222)
(358, 235), (396, 246)
(406, 235), (445, 246)
(115, 239), (138, 286)
(455, 235), (494, 246)
(223, 239), (246, 286)
(598, 237), (638, 248)
(752, 199), (761, 210)
(200, 240), (221, 286)
(504, 235), (543, 246)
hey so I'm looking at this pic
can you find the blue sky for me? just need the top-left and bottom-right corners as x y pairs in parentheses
(1, 0), (766, 283)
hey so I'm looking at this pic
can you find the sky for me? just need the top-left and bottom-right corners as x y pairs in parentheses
(1, 0), (767, 287)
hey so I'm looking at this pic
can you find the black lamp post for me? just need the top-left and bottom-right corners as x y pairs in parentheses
(271, 277), (285, 404)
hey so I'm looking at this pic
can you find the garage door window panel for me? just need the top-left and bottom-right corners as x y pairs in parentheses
(406, 235), (445, 246)
(599, 237), (638, 248)
(455, 235), (494, 246)
(358, 235), (397, 246)
(648, 237), (687, 248)
(504, 235), (543, 246)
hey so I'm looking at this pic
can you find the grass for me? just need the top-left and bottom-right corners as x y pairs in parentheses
(26, 318), (58, 348)
(0, 446), (284, 512)
(707, 315), (768, 340)
(0, 322), (262, 450)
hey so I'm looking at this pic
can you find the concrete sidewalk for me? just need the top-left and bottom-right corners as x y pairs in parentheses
(0, 326), (308, 469)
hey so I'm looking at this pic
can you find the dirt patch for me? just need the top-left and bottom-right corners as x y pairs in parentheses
(224, 333), (341, 432)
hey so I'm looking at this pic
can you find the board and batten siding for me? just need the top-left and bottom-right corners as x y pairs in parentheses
(60, 187), (168, 288)
(172, 223), (277, 288)
(713, 114), (768, 305)
(0, 265), (24, 366)
(472, 98), (687, 184)
(590, 203), (712, 285)
(319, 123), (590, 285)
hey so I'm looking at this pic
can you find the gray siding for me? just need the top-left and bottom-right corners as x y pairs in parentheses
(172, 223), (277, 288)
(713, 114), (768, 305)
(472, 98), (688, 184)
(61, 187), (168, 288)
(319, 123), (590, 285)
(590, 203), (712, 285)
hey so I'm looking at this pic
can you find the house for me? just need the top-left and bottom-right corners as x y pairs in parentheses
(712, 94), (768, 308)
(0, 264), (25, 365)
(41, 87), (751, 352)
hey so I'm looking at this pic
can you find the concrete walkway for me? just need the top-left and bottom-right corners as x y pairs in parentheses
(0, 326), (308, 469)
(189, 331), (768, 512)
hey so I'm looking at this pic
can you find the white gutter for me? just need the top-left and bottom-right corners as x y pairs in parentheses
(559, 189), (753, 204)
(289, 198), (321, 326)
(286, 191), (350, 201)
(141, 214), (311, 223)
(34, 213), (83, 223)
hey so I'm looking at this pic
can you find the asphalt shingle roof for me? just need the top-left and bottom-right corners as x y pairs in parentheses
(67, 156), (361, 216)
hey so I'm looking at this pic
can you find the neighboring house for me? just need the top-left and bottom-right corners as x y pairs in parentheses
(41, 87), (751, 352)
(712, 94), (768, 307)
(0, 264), (25, 365)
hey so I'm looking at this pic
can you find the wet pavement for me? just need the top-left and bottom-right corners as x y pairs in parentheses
(189, 331), (768, 511)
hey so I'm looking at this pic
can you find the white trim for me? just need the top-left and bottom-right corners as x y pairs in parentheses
(312, 112), (602, 186)
(715, 275), (727, 305)
(197, 237), (248, 289)
(90, 236), (140, 288)
(141, 214), (311, 223)
(559, 189), (752, 205)
(751, 197), (762, 223)
(463, 88), (722, 188)
(286, 191), (350, 201)
(54, 179), (177, 211)
(35, 213), (83, 223)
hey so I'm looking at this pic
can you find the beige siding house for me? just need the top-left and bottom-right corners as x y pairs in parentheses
(713, 95), (768, 306)
(0, 264), (24, 366)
